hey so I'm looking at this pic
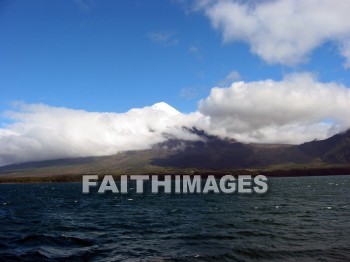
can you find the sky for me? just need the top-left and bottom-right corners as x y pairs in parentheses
(1, 0), (350, 165)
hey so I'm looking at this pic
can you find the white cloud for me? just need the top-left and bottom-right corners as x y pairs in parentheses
(217, 70), (241, 86)
(0, 102), (201, 166)
(198, 0), (350, 66)
(198, 73), (350, 143)
(148, 31), (179, 47)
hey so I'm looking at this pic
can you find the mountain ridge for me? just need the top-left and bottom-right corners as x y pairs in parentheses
(1, 128), (350, 181)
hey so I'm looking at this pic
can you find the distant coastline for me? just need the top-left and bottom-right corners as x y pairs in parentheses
(1, 166), (349, 184)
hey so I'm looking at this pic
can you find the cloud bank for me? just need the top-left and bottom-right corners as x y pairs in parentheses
(0, 102), (201, 166)
(1, 73), (350, 166)
(198, 0), (350, 66)
(198, 73), (350, 143)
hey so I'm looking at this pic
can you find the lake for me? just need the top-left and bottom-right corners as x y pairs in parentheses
(0, 175), (349, 261)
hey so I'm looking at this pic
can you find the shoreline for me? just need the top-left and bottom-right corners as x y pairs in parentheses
(1, 166), (350, 184)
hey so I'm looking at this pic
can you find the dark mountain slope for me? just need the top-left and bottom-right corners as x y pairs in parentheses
(151, 134), (316, 170)
(0, 129), (349, 178)
(152, 138), (256, 169)
(299, 130), (350, 163)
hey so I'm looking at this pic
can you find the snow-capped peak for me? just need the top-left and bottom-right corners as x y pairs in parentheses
(151, 102), (181, 116)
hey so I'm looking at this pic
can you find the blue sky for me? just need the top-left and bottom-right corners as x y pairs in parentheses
(1, 0), (349, 118)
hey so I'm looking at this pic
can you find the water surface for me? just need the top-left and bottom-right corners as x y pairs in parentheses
(0, 175), (349, 261)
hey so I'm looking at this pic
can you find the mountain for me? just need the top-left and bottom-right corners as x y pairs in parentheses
(299, 129), (350, 163)
(151, 102), (181, 116)
(0, 128), (350, 182)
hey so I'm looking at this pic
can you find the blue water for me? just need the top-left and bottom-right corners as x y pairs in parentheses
(0, 175), (349, 261)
